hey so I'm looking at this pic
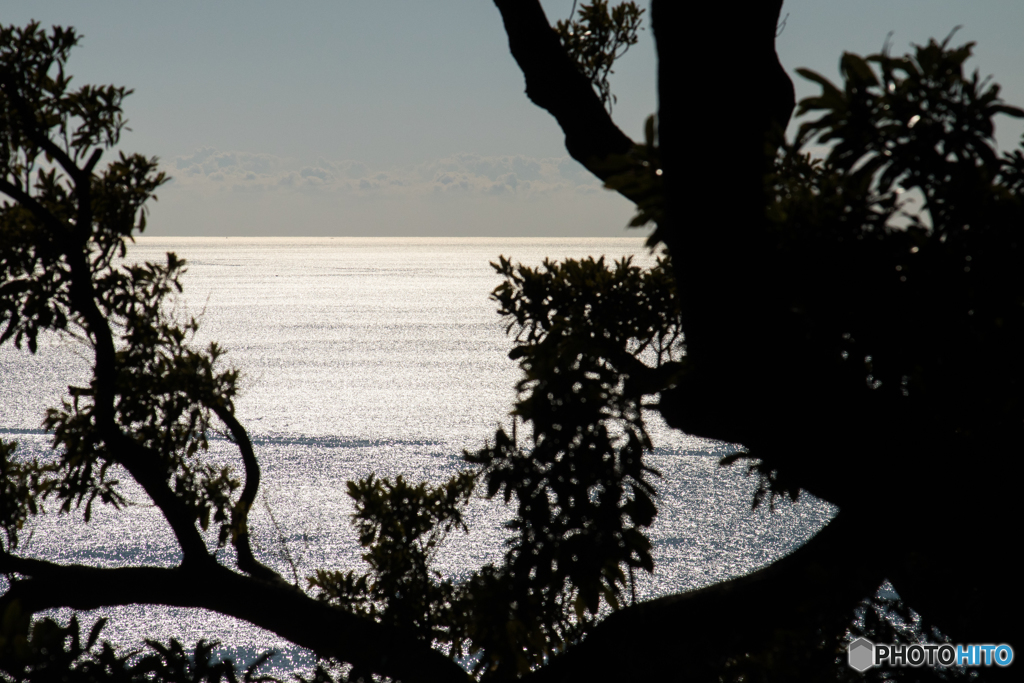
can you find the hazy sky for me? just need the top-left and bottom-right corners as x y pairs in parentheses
(4, 1), (1023, 236)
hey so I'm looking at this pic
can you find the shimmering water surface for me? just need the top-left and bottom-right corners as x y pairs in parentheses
(0, 237), (836, 671)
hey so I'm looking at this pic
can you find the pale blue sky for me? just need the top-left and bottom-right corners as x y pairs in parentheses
(3, 1), (1022, 236)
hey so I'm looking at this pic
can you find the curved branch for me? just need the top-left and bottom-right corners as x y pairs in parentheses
(0, 555), (471, 683)
(0, 108), (212, 566)
(523, 510), (886, 682)
(19, 117), (214, 565)
(0, 170), (210, 566)
(212, 404), (283, 582)
(54, 230), (212, 564)
(104, 438), (211, 564)
(492, 0), (636, 180)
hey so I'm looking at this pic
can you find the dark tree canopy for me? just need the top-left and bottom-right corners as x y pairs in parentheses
(495, 2), (1023, 680)
(0, 21), (464, 683)
(2, 3), (1023, 682)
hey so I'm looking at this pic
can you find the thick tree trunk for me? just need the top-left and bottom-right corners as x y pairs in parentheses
(652, 6), (1021, 671)
(494, 1), (1020, 679)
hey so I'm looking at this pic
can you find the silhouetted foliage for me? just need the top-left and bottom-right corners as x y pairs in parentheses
(750, 33), (1024, 499)
(553, 1), (644, 114)
(0, 20), (462, 683)
(2, 5), (1022, 683)
(0, 610), (278, 683)
(309, 472), (476, 646)
(308, 255), (683, 679)
(490, 2), (1022, 680)
(464, 255), (680, 672)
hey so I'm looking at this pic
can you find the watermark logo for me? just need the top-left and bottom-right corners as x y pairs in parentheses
(848, 638), (1014, 672)
(848, 638), (874, 672)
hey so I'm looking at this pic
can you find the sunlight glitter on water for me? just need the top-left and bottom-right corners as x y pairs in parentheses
(0, 237), (836, 672)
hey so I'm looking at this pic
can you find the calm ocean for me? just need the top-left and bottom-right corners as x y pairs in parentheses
(0, 237), (835, 672)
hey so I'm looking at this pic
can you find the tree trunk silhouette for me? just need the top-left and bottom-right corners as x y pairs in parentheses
(494, 1), (1021, 678)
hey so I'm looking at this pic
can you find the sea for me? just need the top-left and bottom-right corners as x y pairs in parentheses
(0, 237), (837, 673)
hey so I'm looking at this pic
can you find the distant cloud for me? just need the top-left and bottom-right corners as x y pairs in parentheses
(147, 149), (645, 237)
(165, 149), (603, 199)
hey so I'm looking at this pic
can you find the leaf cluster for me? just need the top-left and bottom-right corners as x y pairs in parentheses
(765, 34), (1024, 445)
(795, 34), (1024, 206)
(0, 440), (53, 552)
(0, 605), (277, 683)
(554, 1), (644, 114)
(3, 252), (243, 538)
(312, 256), (682, 679)
(460, 255), (682, 676)
(0, 22), (243, 558)
(0, 23), (128, 184)
(309, 472), (476, 651)
(0, 22), (160, 352)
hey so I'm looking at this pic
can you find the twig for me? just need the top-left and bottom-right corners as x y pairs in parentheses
(262, 496), (300, 587)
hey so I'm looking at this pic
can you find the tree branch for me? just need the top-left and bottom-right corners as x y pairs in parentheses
(212, 404), (283, 582)
(0, 76), (90, 191)
(0, 136), (213, 565)
(0, 74), (91, 190)
(0, 555), (471, 683)
(108, 437), (213, 565)
(492, 0), (635, 181)
(15, 115), (216, 565)
(0, 177), (67, 235)
(523, 509), (886, 681)
(83, 148), (103, 175)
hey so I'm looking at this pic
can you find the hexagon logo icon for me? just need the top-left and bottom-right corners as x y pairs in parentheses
(848, 637), (875, 672)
